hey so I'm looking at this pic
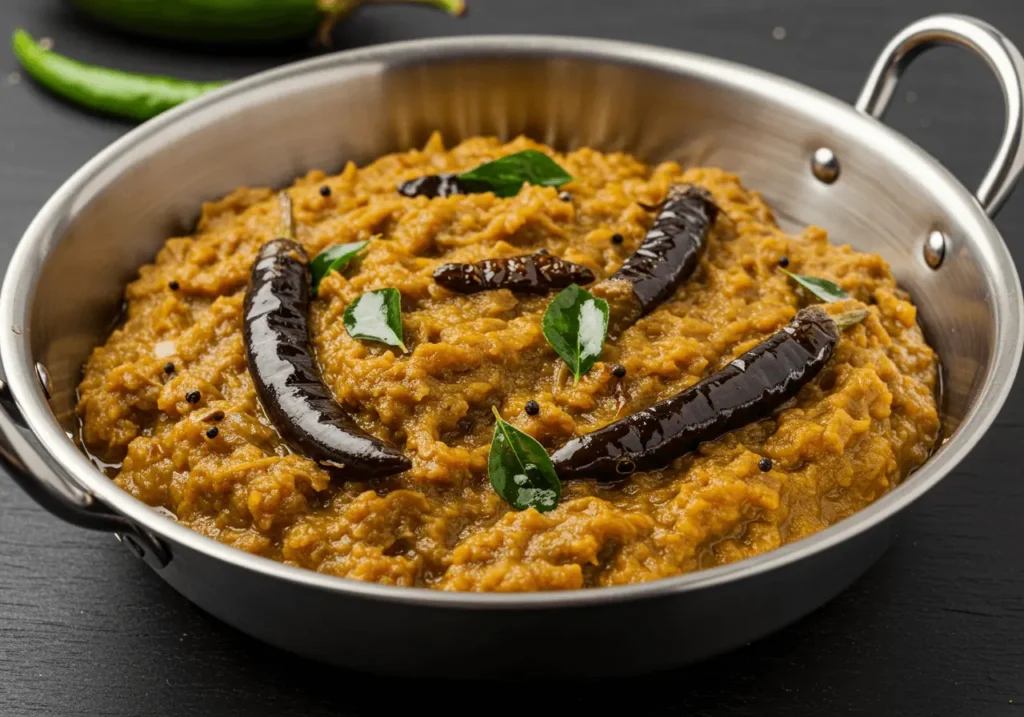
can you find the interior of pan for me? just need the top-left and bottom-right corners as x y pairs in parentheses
(4, 36), (1020, 603)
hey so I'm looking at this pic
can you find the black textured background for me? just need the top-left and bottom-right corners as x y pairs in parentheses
(1, 1), (1022, 715)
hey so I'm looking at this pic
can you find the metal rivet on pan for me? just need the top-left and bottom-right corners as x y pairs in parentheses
(35, 362), (52, 400)
(924, 230), (946, 269)
(811, 147), (840, 184)
(116, 533), (146, 560)
(115, 530), (172, 569)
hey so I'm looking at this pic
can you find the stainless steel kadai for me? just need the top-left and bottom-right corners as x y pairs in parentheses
(2, 14), (1022, 677)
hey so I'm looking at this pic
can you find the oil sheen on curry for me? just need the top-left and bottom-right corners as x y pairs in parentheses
(77, 135), (940, 591)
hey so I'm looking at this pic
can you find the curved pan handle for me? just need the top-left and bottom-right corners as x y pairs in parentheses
(0, 379), (169, 568)
(856, 14), (1024, 218)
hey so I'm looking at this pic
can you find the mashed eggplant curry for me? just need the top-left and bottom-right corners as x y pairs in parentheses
(77, 135), (940, 591)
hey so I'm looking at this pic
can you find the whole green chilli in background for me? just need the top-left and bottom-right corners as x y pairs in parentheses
(68, 0), (466, 45)
(12, 0), (464, 121)
(12, 29), (226, 121)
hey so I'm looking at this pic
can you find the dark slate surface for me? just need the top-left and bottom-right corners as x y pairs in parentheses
(1, 0), (1022, 714)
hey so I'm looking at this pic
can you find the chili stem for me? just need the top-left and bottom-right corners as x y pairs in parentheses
(365, 0), (466, 13)
(278, 192), (296, 240)
(315, 0), (465, 45)
(833, 309), (870, 329)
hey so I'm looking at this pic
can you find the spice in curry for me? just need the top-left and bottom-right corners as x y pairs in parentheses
(77, 134), (940, 592)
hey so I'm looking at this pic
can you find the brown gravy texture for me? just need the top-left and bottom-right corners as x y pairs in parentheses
(77, 135), (939, 591)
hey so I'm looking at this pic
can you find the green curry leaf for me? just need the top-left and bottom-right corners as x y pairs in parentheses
(781, 269), (849, 303)
(457, 150), (573, 198)
(342, 287), (407, 352)
(542, 284), (609, 383)
(310, 240), (369, 296)
(488, 407), (561, 513)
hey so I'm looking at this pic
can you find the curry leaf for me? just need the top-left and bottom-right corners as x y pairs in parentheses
(342, 288), (407, 351)
(488, 407), (561, 513)
(457, 150), (573, 198)
(781, 269), (849, 303)
(310, 240), (369, 296)
(543, 284), (609, 383)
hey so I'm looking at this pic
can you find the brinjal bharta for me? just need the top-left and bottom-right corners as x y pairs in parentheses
(243, 193), (410, 478)
(594, 184), (719, 334)
(433, 252), (595, 294)
(551, 306), (864, 482)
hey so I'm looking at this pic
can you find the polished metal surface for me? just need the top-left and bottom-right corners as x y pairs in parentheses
(924, 229), (948, 269)
(810, 146), (840, 184)
(0, 379), (170, 567)
(0, 14), (1022, 676)
(856, 14), (1024, 216)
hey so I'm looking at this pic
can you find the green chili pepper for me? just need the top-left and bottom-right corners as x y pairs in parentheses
(67, 0), (466, 46)
(11, 30), (227, 121)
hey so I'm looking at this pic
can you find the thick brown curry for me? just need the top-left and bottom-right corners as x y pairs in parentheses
(77, 135), (940, 591)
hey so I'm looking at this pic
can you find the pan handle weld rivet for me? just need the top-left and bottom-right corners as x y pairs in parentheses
(35, 362), (52, 400)
(811, 147), (840, 184)
(923, 230), (946, 269)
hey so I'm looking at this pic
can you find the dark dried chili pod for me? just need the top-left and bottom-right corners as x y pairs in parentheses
(594, 184), (719, 333)
(397, 173), (489, 199)
(243, 194), (410, 479)
(433, 252), (595, 295)
(550, 306), (847, 482)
